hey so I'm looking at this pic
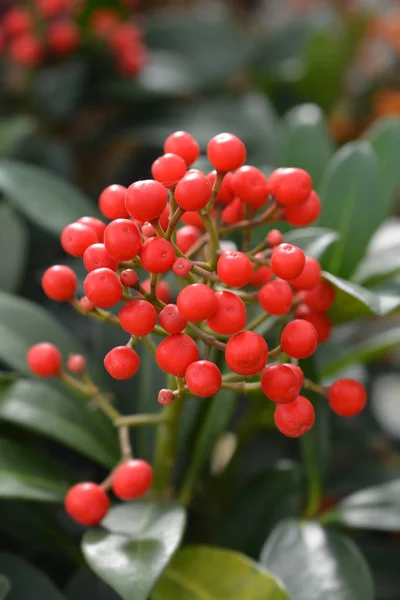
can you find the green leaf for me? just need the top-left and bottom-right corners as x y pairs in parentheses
(0, 379), (117, 468)
(0, 115), (37, 156)
(277, 104), (334, 185)
(0, 436), (72, 501)
(65, 569), (118, 600)
(153, 545), (290, 599)
(318, 141), (382, 278)
(260, 520), (374, 600)
(0, 204), (28, 292)
(321, 326), (400, 377)
(0, 159), (99, 235)
(0, 575), (10, 600)
(284, 227), (338, 260)
(333, 480), (400, 531)
(364, 116), (400, 209)
(353, 243), (400, 286)
(82, 501), (186, 600)
(0, 553), (64, 600)
(323, 272), (400, 324)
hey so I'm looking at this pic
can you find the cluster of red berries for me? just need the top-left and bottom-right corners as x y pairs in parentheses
(27, 129), (367, 525)
(0, 0), (145, 76)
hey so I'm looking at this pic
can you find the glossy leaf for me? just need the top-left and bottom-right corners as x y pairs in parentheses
(0, 204), (28, 293)
(333, 480), (400, 531)
(0, 159), (98, 235)
(318, 142), (382, 278)
(321, 326), (400, 377)
(0, 436), (72, 501)
(284, 227), (338, 260)
(0, 553), (64, 600)
(353, 244), (400, 286)
(0, 379), (117, 468)
(82, 501), (186, 600)
(0, 576), (10, 600)
(323, 272), (400, 324)
(0, 115), (36, 156)
(260, 520), (374, 600)
(364, 117), (400, 210)
(153, 545), (290, 600)
(278, 104), (334, 185)
(65, 569), (118, 600)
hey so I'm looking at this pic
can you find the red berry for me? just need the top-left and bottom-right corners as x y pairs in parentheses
(83, 243), (119, 272)
(172, 257), (192, 277)
(267, 229), (284, 247)
(112, 459), (153, 500)
(175, 172), (212, 211)
(261, 364), (300, 404)
(221, 196), (244, 224)
(284, 363), (304, 390)
(207, 133), (246, 172)
(110, 22), (141, 53)
(271, 243), (305, 280)
(164, 131), (200, 166)
(159, 304), (187, 334)
(269, 168), (312, 206)
(281, 319), (318, 359)
(65, 482), (109, 526)
(141, 279), (171, 304)
(117, 45), (147, 78)
(249, 255), (273, 287)
(27, 343), (62, 377)
(294, 305), (332, 343)
(42, 265), (77, 301)
(225, 331), (268, 376)
(3, 8), (32, 37)
(300, 280), (336, 312)
(156, 334), (199, 376)
(140, 238), (175, 274)
(120, 269), (138, 287)
(182, 210), (206, 229)
(79, 296), (94, 312)
(77, 217), (106, 242)
(289, 256), (321, 290)
(284, 191), (321, 227)
(9, 34), (42, 67)
(206, 290), (246, 335)
(185, 360), (222, 398)
(125, 180), (168, 222)
(217, 251), (253, 288)
(119, 299), (157, 336)
(47, 20), (79, 56)
(104, 346), (140, 380)
(177, 283), (217, 322)
(99, 185), (129, 220)
(142, 223), (156, 238)
(90, 9), (119, 39)
(231, 165), (269, 209)
(207, 171), (234, 205)
(151, 153), (187, 188)
(37, 0), (69, 19)
(274, 395), (315, 438)
(67, 353), (86, 374)
(258, 280), (292, 315)
(104, 219), (142, 262)
(176, 225), (201, 254)
(158, 389), (174, 405)
(84, 268), (122, 308)
(61, 222), (97, 258)
(329, 379), (367, 417)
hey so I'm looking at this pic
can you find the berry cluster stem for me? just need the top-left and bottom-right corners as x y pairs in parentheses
(61, 371), (121, 423)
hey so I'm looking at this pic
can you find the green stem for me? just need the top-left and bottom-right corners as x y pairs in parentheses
(61, 372), (121, 423)
(301, 431), (322, 518)
(116, 414), (166, 427)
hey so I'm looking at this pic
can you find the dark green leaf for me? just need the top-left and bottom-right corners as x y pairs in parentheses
(353, 244), (400, 286)
(321, 326), (400, 377)
(0, 204), (28, 292)
(0, 160), (99, 235)
(0, 379), (117, 468)
(82, 501), (186, 600)
(333, 480), (400, 531)
(0, 116), (37, 156)
(318, 142), (381, 278)
(0, 575), (10, 600)
(260, 520), (374, 600)
(277, 104), (334, 185)
(153, 545), (290, 600)
(0, 436), (72, 501)
(364, 117), (400, 209)
(323, 272), (400, 324)
(284, 227), (338, 260)
(0, 553), (64, 600)
(66, 569), (118, 600)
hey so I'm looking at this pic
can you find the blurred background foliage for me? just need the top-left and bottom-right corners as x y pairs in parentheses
(2, 0), (400, 599)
